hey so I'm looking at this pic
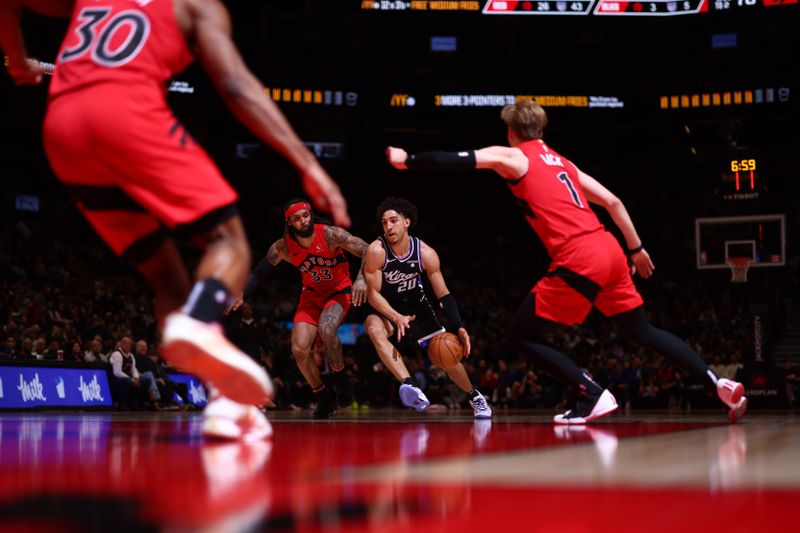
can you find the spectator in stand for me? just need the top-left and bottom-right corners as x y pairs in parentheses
(134, 339), (163, 405)
(84, 337), (107, 364)
(226, 304), (269, 364)
(31, 336), (47, 360)
(43, 338), (63, 361)
(725, 353), (744, 381)
(0, 337), (18, 359)
(136, 341), (189, 409)
(18, 337), (33, 359)
(709, 355), (727, 380)
(68, 340), (83, 363)
(514, 369), (543, 408)
(109, 336), (155, 409)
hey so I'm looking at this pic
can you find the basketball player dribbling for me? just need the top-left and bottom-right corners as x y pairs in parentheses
(363, 197), (491, 419)
(386, 100), (747, 424)
(1, 0), (351, 440)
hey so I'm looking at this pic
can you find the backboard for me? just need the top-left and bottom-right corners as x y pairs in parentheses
(695, 214), (785, 269)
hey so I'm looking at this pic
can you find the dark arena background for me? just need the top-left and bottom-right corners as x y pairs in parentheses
(1, 1), (799, 531)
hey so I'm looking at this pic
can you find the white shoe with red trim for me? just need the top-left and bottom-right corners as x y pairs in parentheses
(717, 378), (747, 423)
(553, 389), (618, 425)
(161, 312), (273, 406)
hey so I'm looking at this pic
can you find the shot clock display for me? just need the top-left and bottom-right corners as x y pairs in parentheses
(730, 158), (756, 191)
(721, 157), (763, 202)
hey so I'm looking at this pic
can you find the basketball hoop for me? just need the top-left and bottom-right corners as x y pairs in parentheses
(726, 257), (752, 283)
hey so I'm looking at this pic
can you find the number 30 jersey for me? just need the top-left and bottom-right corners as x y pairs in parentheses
(508, 139), (604, 259)
(286, 225), (352, 295)
(50, 0), (194, 101)
(378, 235), (429, 308)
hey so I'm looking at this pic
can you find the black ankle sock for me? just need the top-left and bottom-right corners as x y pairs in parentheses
(401, 377), (414, 386)
(185, 278), (230, 324)
(313, 384), (326, 396)
(468, 389), (480, 399)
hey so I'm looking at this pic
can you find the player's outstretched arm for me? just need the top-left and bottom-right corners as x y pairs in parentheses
(386, 145), (527, 181)
(364, 241), (414, 341)
(420, 242), (471, 356)
(577, 168), (654, 279)
(325, 226), (369, 306)
(227, 239), (288, 313)
(187, 0), (349, 227)
(0, 0), (70, 85)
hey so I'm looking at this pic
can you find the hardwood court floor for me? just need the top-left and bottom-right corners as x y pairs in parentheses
(0, 408), (797, 532)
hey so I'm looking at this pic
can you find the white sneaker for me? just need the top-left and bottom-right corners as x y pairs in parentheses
(161, 312), (273, 406)
(717, 378), (747, 423)
(553, 389), (618, 425)
(469, 391), (492, 419)
(202, 397), (273, 443)
(399, 383), (430, 412)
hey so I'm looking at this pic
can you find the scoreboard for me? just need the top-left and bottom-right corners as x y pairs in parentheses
(480, 0), (797, 13)
(362, 0), (798, 14)
(482, 0), (707, 15)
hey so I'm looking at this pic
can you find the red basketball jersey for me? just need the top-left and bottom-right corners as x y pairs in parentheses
(285, 225), (352, 293)
(49, 0), (193, 100)
(508, 139), (604, 257)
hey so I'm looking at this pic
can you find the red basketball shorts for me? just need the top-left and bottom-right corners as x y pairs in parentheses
(43, 88), (238, 262)
(294, 287), (352, 327)
(532, 230), (644, 325)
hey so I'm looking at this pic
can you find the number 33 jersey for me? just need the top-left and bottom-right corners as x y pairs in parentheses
(286, 225), (352, 294)
(378, 235), (429, 308)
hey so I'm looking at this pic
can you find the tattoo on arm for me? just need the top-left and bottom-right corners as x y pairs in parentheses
(325, 226), (369, 257)
(267, 239), (289, 265)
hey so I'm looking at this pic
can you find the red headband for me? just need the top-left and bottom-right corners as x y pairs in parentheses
(284, 202), (311, 219)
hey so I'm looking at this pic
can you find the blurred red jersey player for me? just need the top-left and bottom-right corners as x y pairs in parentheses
(0, 0), (351, 440)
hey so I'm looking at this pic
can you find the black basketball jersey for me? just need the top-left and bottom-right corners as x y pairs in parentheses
(379, 235), (429, 308)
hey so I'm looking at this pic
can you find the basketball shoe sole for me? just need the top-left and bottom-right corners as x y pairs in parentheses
(161, 312), (273, 406)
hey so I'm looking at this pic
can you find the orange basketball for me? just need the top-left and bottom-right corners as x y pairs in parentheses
(427, 332), (464, 369)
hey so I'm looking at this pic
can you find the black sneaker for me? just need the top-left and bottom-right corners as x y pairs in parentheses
(553, 389), (618, 425)
(312, 389), (336, 419)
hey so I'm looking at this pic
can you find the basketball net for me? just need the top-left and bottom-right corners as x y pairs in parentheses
(726, 257), (752, 283)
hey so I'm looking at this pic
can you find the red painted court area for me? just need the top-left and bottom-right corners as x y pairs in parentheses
(0, 413), (795, 531)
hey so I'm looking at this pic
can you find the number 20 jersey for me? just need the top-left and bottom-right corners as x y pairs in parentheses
(378, 235), (429, 309)
(508, 139), (604, 259)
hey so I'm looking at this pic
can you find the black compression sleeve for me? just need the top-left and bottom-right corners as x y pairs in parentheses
(406, 150), (476, 171)
(438, 293), (465, 330)
(243, 257), (274, 299)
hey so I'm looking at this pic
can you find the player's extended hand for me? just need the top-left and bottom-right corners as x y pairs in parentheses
(385, 146), (409, 170)
(225, 293), (244, 315)
(457, 327), (471, 357)
(394, 314), (415, 342)
(6, 57), (46, 85)
(351, 277), (367, 306)
(630, 248), (655, 279)
(301, 163), (351, 228)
